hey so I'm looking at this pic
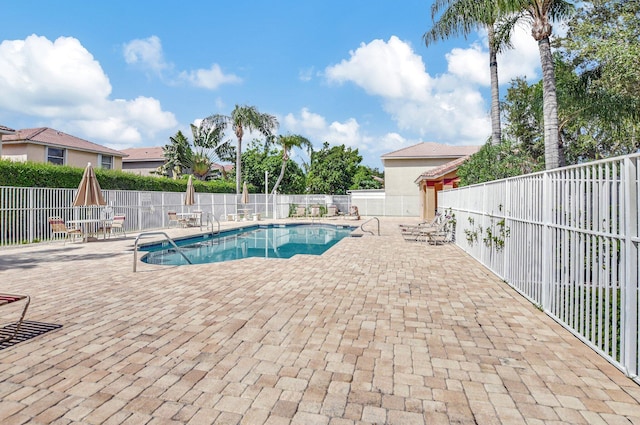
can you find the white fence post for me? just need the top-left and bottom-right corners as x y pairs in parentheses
(623, 156), (639, 378)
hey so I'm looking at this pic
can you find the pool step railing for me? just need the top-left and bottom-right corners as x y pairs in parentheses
(360, 217), (380, 236)
(207, 213), (221, 236)
(133, 231), (192, 272)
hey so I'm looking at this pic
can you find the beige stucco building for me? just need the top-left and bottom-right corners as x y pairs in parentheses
(381, 142), (480, 219)
(0, 125), (16, 158)
(1, 127), (126, 170)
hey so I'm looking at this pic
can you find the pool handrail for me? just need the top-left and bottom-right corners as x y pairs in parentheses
(360, 217), (380, 236)
(133, 231), (192, 272)
(207, 213), (220, 236)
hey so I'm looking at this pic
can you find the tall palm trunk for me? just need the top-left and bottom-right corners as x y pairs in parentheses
(488, 26), (502, 146)
(538, 37), (563, 169)
(271, 155), (288, 195)
(235, 124), (243, 194)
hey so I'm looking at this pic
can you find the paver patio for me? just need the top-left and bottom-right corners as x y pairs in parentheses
(1, 218), (639, 424)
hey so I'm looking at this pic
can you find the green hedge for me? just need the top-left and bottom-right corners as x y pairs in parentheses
(0, 159), (240, 193)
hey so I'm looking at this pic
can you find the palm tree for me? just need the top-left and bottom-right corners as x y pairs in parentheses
(498, 0), (574, 169)
(163, 131), (193, 179)
(424, 0), (513, 146)
(190, 123), (234, 180)
(270, 134), (312, 195)
(202, 105), (278, 194)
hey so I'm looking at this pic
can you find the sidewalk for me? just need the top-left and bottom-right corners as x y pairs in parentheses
(1, 218), (639, 424)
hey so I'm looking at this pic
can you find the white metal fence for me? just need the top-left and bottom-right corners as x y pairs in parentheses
(439, 153), (640, 384)
(0, 187), (351, 246)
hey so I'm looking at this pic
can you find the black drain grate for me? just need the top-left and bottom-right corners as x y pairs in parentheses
(0, 321), (63, 350)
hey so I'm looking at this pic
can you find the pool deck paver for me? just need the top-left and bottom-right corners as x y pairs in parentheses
(1, 217), (639, 424)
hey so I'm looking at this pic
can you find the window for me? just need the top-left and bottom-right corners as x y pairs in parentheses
(100, 155), (113, 169)
(47, 147), (65, 165)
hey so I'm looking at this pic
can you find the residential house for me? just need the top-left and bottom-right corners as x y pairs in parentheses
(0, 125), (16, 158)
(378, 142), (480, 219)
(121, 146), (166, 176)
(121, 146), (233, 179)
(1, 127), (126, 170)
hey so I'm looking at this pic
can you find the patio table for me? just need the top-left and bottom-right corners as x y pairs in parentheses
(177, 212), (202, 228)
(67, 218), (111, 242)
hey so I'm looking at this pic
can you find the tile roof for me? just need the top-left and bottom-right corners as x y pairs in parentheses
(121, 147), (165, 162)
(0, 124), (16, 134)
(2, 127), (126, 157)
(382, 142), (480, 159)
(415, 156), (470, 182)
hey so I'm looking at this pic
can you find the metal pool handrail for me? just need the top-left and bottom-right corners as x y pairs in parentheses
(360, 217), (380, 236)
(207, 213), (220, 236)
(133, 231), (192, 272)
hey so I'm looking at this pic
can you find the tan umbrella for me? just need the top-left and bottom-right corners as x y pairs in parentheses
(73, 162), (106, 207)
(184, 175), (195, 206)
(241, 181), (249, 205)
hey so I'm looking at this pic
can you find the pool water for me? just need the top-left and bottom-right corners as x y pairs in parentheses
(140, 223), (357, 265)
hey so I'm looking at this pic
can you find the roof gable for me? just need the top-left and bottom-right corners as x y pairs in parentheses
(382, 142), (480, 159)
(3, 127), (126, 157)
(415, 156), (469, 182)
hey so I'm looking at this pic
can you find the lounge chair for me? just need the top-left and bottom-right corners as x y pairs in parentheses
(0, 293), (30, 343)
(48, 216), (83, 244)
(401, 213), (452, 243)
(291, 206), (306, 218)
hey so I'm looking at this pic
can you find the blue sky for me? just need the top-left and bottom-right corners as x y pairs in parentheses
(0, 0), (543, 169)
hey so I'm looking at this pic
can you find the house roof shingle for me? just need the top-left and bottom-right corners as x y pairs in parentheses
(121, 147), (165, 162)
(0, 125), (16, 134)
(381, 142), (480, 159)
(2, 127), (126, 157)
(415, 156), (470, 182)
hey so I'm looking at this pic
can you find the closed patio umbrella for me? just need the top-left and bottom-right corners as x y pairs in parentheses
(184, 175), (195, 206)
(73, 162), (106, 207)
(241, 181), (249, 205)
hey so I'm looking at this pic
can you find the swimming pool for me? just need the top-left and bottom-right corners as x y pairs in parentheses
(140, 223), (357, 265)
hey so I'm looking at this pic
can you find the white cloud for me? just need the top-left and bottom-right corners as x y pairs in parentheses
(123, 36), (241, 90)
(0, 34), (177, 148)
(123, 35), (167, 73)
(283, 108), (371, 149)
(325, 36), (490, 145)
(497, 25), (540, 82)
(178, 64), (241, 89)
(298, 67), (314, 82)
(326, 36), (432, 101)
(446, 43), (488, 85)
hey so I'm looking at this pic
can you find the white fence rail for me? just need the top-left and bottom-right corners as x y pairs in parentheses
(439, 153), (639, 384)
(0, 188), (352, 246)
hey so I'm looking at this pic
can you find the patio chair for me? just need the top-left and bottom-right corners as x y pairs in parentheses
(48, 216), (83, 244)
(188, 211), (203, 228)
(348, 205), (360, 220)
(167, 211), (186, 228)
(291, 206), (306, 218)
(109, 215), (127, 238)
(0, 293), (30, 344)
(310, 205), (321, 218)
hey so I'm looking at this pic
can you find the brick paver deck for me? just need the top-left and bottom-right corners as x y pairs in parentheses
(1, 218), (639, 424)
